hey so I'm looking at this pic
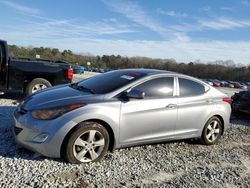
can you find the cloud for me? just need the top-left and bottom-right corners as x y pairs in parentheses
(0, 1), (41, 15)
(102, 0), (175, 39)
(102, 0), (193, 42)
(241, 0), (250, 6)
(157, 8), (188, 18)
(199, 17), (250, 30)
(1, 16), (138, 41)
(173, 33), (191, 42)
(167, 22), (200, 33)
(220, 7), (233, 11)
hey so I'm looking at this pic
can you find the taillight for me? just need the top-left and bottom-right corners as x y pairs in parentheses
(68, 68), (73, 79)
(223, 97), (233, 104)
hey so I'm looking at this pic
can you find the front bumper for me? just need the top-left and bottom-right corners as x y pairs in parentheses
(12, 108), (77, 158)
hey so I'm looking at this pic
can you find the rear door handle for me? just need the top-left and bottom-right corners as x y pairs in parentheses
(166, 104), (177, 109)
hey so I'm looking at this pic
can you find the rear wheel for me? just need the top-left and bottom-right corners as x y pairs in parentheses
(25, 78), (52, 95)
(200, 117), (222, 145)
(63, 122), (109, 164)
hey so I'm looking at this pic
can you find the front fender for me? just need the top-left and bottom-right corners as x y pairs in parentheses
(50, 102), (121, 157)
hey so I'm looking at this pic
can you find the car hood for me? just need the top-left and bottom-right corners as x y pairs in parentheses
(22, 85), (104, 110)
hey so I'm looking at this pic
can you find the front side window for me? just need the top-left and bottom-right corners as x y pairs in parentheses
(179, 78), (205, 97)
(133, 77), (174, 98)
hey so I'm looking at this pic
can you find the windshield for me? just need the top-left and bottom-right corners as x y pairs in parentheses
(76, 70), (147, 94)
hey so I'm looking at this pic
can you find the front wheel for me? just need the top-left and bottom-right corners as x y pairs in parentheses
(200, 117), (223, 145)
(63, 122), (109, 164)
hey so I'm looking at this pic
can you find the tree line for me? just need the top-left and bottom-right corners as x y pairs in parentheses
(8, 45), (250, 82)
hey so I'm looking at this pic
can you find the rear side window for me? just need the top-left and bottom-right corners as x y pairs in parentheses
(179, 78), (205, 97)
(133, 77), (174, 98)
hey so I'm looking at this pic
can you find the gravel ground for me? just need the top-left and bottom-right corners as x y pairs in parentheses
(0, 73), (249, 187)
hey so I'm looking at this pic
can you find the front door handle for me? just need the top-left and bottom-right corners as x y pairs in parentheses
(166, 104), (177, 109)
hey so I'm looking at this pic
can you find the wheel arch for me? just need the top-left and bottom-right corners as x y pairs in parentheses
(213, 114), (225, 135)
(60, 119), (116, 158)
(204, 114), (225, 136)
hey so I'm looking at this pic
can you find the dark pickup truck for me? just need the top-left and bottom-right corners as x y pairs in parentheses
(0, 40), (73, 95)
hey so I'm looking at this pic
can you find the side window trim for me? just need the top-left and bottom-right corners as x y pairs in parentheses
(177, 77), (208, 97)
(174, 76), (178, 97)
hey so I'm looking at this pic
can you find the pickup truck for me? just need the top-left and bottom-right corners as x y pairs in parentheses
(0, 40), (73, 95)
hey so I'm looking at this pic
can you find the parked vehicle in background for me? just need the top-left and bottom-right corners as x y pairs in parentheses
(13, 69), (232, 163)
(220, 81), (234, 88)
(86, 67), (112, 73)
(232, 90), (250, 115)
(0, 40), (73, 95)
(246, 82), (250, 90)
(220, 81), (227, 87)
(92, 67), (99, 72)
(79, 66), (85, 73)
(104, 68), (113, 72)
(227, 82), (234, 88)
(240, 82), (249, 90)
(208, 79), (221, 87)
(229, 81), (246, 89)
(202, 79), (213, 86)
(72, 65), (85, 74)
(98, 69), (105, 73)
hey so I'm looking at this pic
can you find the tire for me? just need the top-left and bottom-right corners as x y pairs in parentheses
(63, 122), (109, 164)
(25, 78), (52, 95)
(200, 117), (223, 145)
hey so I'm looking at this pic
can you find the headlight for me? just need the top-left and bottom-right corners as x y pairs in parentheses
(32, 104), (86, 120)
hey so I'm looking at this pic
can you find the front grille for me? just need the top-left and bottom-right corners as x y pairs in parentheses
(14, 127), (23, 136)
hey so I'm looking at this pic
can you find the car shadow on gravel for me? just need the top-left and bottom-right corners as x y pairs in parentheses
(0, 105), (46, 161)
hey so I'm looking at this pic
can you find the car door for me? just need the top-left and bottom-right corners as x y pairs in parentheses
(119, 76), (178, 146)
(175, 77), (213, 138)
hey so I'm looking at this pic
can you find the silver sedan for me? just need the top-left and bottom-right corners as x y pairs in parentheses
(13, 69), (232, 163)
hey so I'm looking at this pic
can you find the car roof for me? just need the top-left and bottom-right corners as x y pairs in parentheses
(116, 68), (175, 75)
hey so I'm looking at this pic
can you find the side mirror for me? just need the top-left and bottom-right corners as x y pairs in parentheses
(126, 89), (145, 99)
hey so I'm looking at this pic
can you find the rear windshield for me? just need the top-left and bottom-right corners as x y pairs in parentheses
(77, 70), (147, 94)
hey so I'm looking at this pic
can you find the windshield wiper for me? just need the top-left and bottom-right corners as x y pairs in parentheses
(70, 83), (95, 94)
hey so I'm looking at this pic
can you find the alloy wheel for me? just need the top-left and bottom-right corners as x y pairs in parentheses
(73, 130), (105, 162)
(205, 120), (220, 142)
